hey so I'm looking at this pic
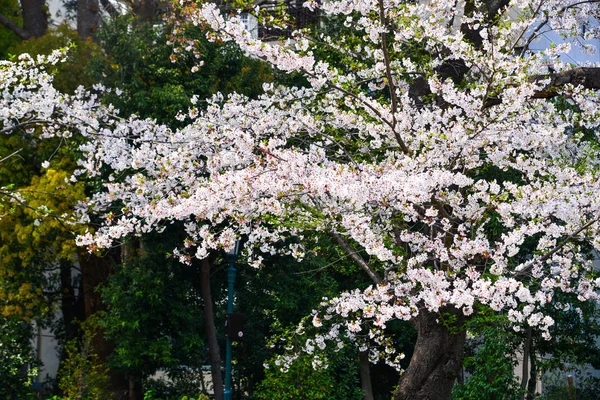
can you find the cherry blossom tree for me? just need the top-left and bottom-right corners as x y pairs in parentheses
(4, 0), (600, 399)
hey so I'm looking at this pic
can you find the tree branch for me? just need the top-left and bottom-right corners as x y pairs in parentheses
(0, 13), (31, 40)
(0, 119), (55, 135)
(99, 0), (121, 18)
(378, 0), (410, 155)
(331, 232), (382, 284)
(482, 67), (600, 107)
(0, 148), (23, 163)
(514, 216), (600, 278)
(532, 67), (600, 98)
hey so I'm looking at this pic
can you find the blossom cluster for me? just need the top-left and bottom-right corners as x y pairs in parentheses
(3, 0), (600, 369)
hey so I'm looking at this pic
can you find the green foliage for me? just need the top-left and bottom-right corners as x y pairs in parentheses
(143, 390), (210, 400)
(0, 316), (39, 399)
(0, 133), (87, 319)
(9, 25), (103, 93)
(0, 24), (95, 322)
(255, 351), (363, 400)
(91, 17), (272, 124)
(452, 320), (523, 400)
(231, 235), (407, 399)
(57, 321), (111, 400)
(231, 240), (354, 391)
(143, 368), (213, 400)
(98, 229), (204, 380)
(0, 0), (21, 59)
(536, 293), (600, 373)
(0, 166), (87, 319)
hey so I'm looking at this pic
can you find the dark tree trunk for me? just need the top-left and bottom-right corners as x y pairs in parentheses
(520, 327), (532, 391)
(78, 249), (129, 398)
(128, 376), (143, 400)
(0, 0), (47, 39)
(359, 350), (374, 400)
(55, 261), (86, 385)
(60, 261), (82, 344)
(525, 346), (537, 400)
(121, 241), (143, 400)
(21, 0), (48, 38)
(77, 0), (100, 40)
(394, 310), (466, 400)
(201, 258), (224, 400)
(131, 0), (157, 23)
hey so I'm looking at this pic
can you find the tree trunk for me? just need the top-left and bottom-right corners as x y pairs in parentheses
(78, 250), (129, 398)
(0, 0), (47, 39)
(394, 310), (466, 400)
(520, 327), (532, 391)
(131, 0), (157, 23)
(200, 258), (224, 400)
(128, 376), (143, 400)
(60, 261), (81, 344)
(525, 347), (537, 400)
(359, 350), (374, 400)
(77, 0), (100, 40)
(21, 0), (48, 38)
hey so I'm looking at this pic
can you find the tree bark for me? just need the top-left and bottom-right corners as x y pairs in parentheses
(131, 0), (158, 23)
(22, 0), (48, 38)
(359, 350), (375, 400)
(0, 0), (47, 39)
(78, 249), (129, 399)
(200, 258), (224, 400)
(520, 327), (532, 391)
(0, 13), (29, 39)
(60, 261), (82, 344)
(77, 0), (101, 40)
(394, 310), (466, 400)
(525, 346), (537, 400)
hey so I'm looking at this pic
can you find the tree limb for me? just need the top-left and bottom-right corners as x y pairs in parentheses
(0, 148), (23, 163)
(99, 0), (121, 18)
(331, 232), (382, 284)
(514, 216), (600, 278)
(378, 0), (410, 155)
(482, 67), (600, 107)
(0, 13), (31, 40)
(532, 67), (600, 98)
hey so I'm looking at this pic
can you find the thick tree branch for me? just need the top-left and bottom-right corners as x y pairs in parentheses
(0, 119), (55, 135)
(331, 232), (382, 284)
(532, 67), (600, 97)
(0, 13), (30, 40)
(99, 0), (121, 18)
(482, 67), (600, 107)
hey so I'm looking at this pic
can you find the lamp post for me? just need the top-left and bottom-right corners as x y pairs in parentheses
(224, 240), (240, 400)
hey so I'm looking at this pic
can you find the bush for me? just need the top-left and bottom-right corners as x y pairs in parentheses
(452, 325), (523, 400)
(57, 322), (111, 400)
(142, 389), (210, 400)
(256, 351), (363, 400)
(0, 316), (39, 399)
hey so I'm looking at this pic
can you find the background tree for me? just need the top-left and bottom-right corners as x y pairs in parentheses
(0, 0), (22, 57)
(0, 316), (39, 398)
(0, 0), (47, 40)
